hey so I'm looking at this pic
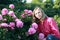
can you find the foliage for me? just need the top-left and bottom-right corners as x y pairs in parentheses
(0, 0), (60, 40)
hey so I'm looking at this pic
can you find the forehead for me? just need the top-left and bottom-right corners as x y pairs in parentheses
(35, 8), (40, 13)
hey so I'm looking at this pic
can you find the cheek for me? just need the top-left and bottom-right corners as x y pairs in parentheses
(35, 14), (40, 19)
(35, 14), (39, 17)
(39, 14), (42, 17)
(39, 13), (42, 17)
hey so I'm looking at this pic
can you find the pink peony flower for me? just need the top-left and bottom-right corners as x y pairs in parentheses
(12, 15), (17, 19)
(31, 22), (38, 29)
(1, 8), (8, 16)
(16, 21), (23, 28)
(28, 27), (36, 35)
(28, 10), (32, 16)
(0, 24), (1, 27)
(24, 9), (28, 14)
(21, 14), (25, 18)
(0, 14), (3, 20)
(9, 22), (15, 30)
(9, 22), (15, 27)
(3, 18), (7, 21)
(25, 32), (29, 36)
(15, 19), (21, 22)
(8, 11), (15, 16)
(43, 38), (46, 40)
(0, 23), (8, 27)
(9, 4), (15, 9)
(10, 27), (15, 30)
(38, 33), (45, 40)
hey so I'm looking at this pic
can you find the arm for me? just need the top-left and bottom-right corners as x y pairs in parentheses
(48, 18), (60, 39)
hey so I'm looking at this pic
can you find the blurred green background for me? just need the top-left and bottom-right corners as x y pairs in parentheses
(0, 0), (60, 40)
(0, 0), (60, 28)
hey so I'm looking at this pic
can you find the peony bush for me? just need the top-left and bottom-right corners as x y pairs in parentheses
(0, 4), (46, 40)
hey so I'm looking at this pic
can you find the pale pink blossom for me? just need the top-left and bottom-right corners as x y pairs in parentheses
(0, 23), (8, 27)
(31, 22), (38, 29)
(9, 22), (15, 27)
(3, 18), (7, 21)
(9, 4), (15, 9)
(38, 33), (45, 40)
(15, 19), (21, 22)
(0, 24), (1, 27)
(1, 8), (8, 16)
(21, 14), (25, 18)
(16, 21), (23, 28)
(28, 10), (32, 16)
(39, 38), (46, 40)
(28, 27), (36, 35)
(12, 15), (17, 19)
(25, 32), (29, 36)
(0, 14), (3, 20)
(43, 38), (46, 40)
(9, 22), (15, 30)
(8, 11), (15, 16)
(24, 9), (28, 14)
(10, 27), (15, 30)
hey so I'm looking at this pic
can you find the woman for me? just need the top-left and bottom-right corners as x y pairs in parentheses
(32, 7), (60, 40)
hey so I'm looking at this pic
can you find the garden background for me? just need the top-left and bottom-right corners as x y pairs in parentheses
(0, 0), (60, 40)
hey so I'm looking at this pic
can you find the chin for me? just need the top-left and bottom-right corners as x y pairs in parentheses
(37, 18), (39, 19)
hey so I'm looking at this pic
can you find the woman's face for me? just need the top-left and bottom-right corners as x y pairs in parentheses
(34, 8), (42, 19)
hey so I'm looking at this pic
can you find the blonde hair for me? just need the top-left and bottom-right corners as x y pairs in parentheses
(32, 7), (47, 23)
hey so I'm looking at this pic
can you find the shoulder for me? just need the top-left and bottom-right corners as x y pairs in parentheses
(47, 17), (54, 22)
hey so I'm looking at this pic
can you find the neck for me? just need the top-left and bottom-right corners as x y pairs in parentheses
(40, 16), (47, 21)
(39, 19), (43, 22)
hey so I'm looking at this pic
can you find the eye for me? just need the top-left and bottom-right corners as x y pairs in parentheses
(35, 13), (37, 14)
(38, 12), (40, 13)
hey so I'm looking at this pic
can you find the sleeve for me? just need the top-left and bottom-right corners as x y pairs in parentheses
(48, 18), (60, 39)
